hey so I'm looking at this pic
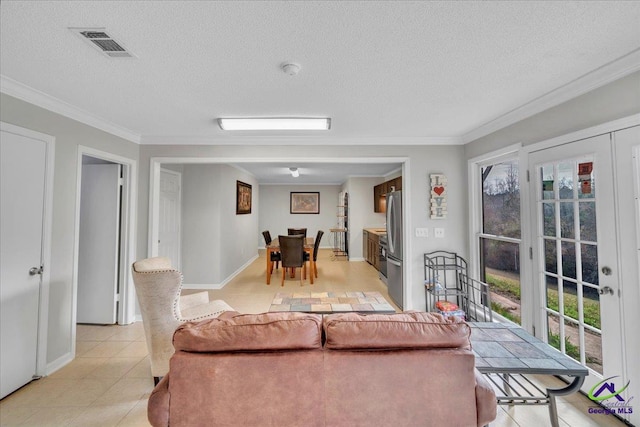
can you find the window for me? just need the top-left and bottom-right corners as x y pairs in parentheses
(478, 158), (522, 324)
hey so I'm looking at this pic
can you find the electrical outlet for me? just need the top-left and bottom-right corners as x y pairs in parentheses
(434, 228), (445, 238)
(415, 228), (429, 238)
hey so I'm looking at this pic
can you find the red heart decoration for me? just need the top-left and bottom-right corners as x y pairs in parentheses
(434, 186), (445, 196)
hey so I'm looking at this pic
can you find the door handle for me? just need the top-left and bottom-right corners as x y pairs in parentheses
(601, 266), (612, 276)
(29, 266), (43, 276)
(598, 286), (614, 295)
(387, 258), (401, 267)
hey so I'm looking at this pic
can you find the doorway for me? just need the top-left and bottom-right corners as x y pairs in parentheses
(147, 157), (411, 308)
(158, 168), (182, 269)
(528, 133), (624, 392)
(72, 146), (137, 353)
(76, 156), (123, 324)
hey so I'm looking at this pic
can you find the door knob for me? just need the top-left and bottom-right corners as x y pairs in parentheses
(601, 266), (612, 276)
(29, 266), (43, 276)
(598, 286), (614, 295)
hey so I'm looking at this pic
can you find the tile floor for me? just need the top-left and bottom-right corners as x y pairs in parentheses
(0, 250), (629, 426)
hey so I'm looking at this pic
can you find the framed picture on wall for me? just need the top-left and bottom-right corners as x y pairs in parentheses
(236, 181), (252, 215)
(290, 192), (320, 214)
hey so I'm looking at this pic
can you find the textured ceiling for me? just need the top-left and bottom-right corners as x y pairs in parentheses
(1, 1), (640, 146)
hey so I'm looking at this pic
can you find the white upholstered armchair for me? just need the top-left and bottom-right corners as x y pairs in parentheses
(131, 257), (234, 384)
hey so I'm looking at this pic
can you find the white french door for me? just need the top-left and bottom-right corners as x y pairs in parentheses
(528, 133), (624, 392)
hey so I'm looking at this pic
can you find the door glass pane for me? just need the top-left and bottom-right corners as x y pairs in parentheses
(579, 202), (597, 242)
(586, 328), (603, 374)
(543, 203), (555, 236)
(577, 160), (595, 199)
(559, 202), (575, 239)
(547, 312), (561, 351)
(562, 280), (579, 321)
(581, 244), (598, 286)
(544, 239), (557, 274)
(546, 275), (559, 311)
(541, 164), (555, 200)
(563, 318), (582, 364)
(561, 241), (577, 280)
(583, 285), (601, 329)
(558, 162), (574, 199)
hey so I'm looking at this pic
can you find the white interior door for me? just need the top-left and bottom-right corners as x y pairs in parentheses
(0, 129), (46, 398)
(77, 163), (121, 324)
(158, 168), (181, 269)
(528, 133), (624, 392)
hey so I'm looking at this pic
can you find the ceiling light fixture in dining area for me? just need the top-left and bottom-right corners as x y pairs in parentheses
(289, 167), (300, 178)
(217, 117), (331, 131)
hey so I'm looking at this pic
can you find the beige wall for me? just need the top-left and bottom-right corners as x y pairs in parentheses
(465, 71), (640, 159)
(0, 93), (139, 367)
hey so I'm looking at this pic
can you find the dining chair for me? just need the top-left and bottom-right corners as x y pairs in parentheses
(287, 227), (307, 237)
(278, 235), (306, 286)
(262, 230), (280, 272)
(304, 230), (324, 277)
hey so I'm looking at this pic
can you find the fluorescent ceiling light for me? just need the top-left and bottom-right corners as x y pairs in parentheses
(289, 167), (299, 177)
(218, 117), (331, 131)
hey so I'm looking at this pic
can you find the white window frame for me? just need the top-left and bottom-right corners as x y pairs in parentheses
(468, 143), (528, 326)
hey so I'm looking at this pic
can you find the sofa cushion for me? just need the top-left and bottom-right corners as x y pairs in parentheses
(323, 311), (471, 350)
(173, 312), (323, 352)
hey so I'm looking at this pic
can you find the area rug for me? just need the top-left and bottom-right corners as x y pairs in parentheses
(269, 291), (396, 314)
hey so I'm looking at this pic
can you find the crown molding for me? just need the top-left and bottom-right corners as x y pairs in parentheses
(1, 75), (141, 144)
(140, 135), (463, 146)
(462, 48), (640, 144)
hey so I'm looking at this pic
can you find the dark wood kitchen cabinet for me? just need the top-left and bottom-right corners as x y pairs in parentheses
(373, 176), (402, 213)
(364, 231), (380, 270)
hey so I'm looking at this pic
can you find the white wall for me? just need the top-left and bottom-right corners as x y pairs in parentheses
(0, 93), (139, 369)
(258, 184), (339, 247)
(181, 164), (258, 285)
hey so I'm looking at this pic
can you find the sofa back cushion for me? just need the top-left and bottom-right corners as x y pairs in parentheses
(173, 311), (322, 352)
(323, 311), (471, 350)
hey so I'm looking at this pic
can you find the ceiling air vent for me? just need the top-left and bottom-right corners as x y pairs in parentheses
(70, 27), (135, 58)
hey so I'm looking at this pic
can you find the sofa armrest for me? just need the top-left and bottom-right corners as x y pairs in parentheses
(179, 291), (209, 310)
(148, 374), (170, 427)
(474, 369), (497, 427)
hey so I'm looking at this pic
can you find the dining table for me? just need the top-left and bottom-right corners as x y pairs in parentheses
(266, 237), (315, 285)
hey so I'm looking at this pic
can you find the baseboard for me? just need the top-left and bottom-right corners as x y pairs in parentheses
(349, 257), (365, 262)
(46, 351), (74, 376)
(182, 254), (258, 290)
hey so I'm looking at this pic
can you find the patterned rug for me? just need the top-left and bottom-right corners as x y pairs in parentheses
(269, 291), (396, 314)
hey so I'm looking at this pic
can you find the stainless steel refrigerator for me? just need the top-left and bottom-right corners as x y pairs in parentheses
(385, 190), (403, 309)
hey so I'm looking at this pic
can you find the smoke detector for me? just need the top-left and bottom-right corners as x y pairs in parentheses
(281, 63), (301, 76)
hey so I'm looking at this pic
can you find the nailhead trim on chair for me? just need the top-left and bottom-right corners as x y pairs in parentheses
(133, 269), (229, 321)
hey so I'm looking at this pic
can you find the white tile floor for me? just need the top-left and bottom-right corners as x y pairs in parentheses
(0, 250), (630, 426)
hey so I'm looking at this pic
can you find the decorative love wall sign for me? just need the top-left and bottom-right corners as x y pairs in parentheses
(430, 174), (447, 219)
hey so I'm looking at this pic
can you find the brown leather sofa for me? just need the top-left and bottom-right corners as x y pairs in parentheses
(148, 311), (497, 427)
